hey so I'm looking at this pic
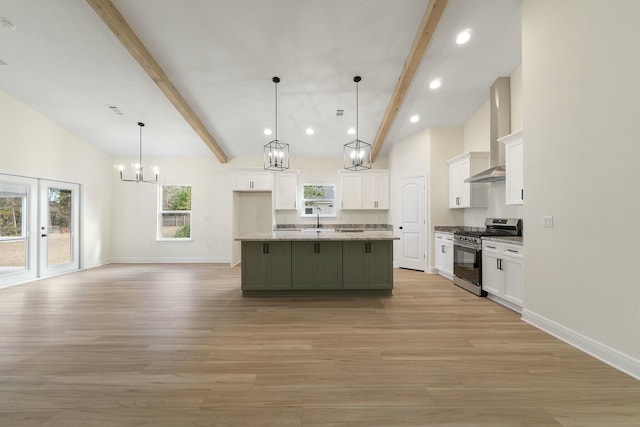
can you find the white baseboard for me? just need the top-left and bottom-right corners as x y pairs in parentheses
(109, 257), (231, 264)
(522, 309), (640, 380)
(487, 294), (522, 314)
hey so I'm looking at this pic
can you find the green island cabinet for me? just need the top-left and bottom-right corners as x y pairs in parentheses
(241, 241), (292, 290)
(342, 240), (393, 289)
(291, 241), (343, 289)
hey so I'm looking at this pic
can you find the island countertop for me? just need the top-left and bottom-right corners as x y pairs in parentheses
(235, 230), (400, 241)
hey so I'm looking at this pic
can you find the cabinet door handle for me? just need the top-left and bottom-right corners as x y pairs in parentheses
(486, 245), (497, 249)
(506, 249), (519, 253)
(497, 258), (500, 270)
(521, 189), (524, 200)
(263, 243), (269, 254)
(441, 245), (445, 254)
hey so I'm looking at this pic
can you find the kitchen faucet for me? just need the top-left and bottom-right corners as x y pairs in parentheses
(316, 206), (321, 229)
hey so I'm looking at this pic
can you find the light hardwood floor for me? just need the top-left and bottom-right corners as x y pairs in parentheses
(0, 264), (638, 426)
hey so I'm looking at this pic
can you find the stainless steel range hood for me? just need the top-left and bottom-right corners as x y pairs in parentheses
(465, 77), (511, 183)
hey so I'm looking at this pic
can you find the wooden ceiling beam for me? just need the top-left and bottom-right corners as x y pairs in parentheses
(86, 0), (228, 163)
(371, 0), (448, 162)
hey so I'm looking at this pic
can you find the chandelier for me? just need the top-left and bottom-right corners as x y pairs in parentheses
(343, 76), (371, 171)
(118, 122), (158, 183)
(264, 76), (290, 171)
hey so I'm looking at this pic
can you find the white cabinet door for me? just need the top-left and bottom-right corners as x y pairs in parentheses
(251, 172), (273, 190)
(361, 172), (389, 209)
(341, 171), (390, 210)
(501, 130), (524, 205)
(362, 174), (376, 209)
(482, 248), (504, 296)
(340, 174), (362, 209)
(275, 173), (297, 210)
(373, 172), (389, 209)
(434, 237), (447, 272)
(502, 244), (524, 306)
(482, 240), (524, 310)
(434, 233), (453, 279)
(444, 237), (453, 275)
(447, 153), (488, 209)
(234, 172), (273, 190)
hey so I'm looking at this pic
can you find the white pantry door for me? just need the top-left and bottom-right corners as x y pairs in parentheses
(39, 180), (80, 277)
(397, 175), (426, 271)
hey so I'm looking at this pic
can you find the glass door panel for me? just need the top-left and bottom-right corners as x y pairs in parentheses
(39, 180), (79, 277)
(0, 175), (37, 287)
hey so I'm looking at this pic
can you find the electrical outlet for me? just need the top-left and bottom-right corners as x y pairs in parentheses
(542, 216), (553, 228)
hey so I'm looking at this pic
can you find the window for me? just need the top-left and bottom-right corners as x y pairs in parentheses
(159, 185), (191, 240)
(302, 184), (336, 217)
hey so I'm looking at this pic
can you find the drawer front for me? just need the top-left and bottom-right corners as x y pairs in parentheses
(502, 244), (523, 257)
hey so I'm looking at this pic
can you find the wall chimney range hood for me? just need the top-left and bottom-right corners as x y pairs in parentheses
(465, 77), (511, 183)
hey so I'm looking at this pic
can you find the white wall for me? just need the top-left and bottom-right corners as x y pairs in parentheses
(0, 90), (113, 269)
(522, 0), (640, 368)
(111, 156), (235, 263)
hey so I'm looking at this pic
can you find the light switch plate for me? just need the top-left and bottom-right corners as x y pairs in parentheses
(542, 216), (553, 228)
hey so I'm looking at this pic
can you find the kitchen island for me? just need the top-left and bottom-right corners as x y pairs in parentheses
(235, 230), (399, 296)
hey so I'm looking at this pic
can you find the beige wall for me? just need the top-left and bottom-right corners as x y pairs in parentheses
(0, 90), (113, 269)
(522, 0), (640, 365)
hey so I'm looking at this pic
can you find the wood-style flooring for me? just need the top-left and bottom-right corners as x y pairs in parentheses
(0, 264), (638, 426)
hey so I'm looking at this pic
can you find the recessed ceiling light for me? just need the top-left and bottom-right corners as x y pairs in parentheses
(264, 128), (272, 136)
(306, 127), (314, 135)
(429, 79), (442, 90)
(409, 114), (420, 123)
(456, 29), (471, 45)
(347, 127), (356, 135)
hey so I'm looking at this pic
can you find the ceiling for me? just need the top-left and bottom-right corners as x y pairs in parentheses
(0, 0), (521, 161)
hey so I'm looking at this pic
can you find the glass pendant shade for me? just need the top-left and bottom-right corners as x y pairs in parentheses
(264, 76), (290, 171)
(344, 76), (371, 171)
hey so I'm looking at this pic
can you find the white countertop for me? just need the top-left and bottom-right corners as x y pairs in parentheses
(235, 230), (399, 241)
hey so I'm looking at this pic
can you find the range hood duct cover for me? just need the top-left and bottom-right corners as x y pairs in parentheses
(465, 77), (511, 183)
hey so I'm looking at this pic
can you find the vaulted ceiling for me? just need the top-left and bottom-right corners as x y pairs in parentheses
(0, 0), (521, 161)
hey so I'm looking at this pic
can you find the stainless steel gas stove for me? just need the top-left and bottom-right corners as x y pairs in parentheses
(452, 218), (522, 296)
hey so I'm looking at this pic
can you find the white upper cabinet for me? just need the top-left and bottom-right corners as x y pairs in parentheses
(340, 170), (390, 210)
(500, 130), (524, 205)
(274, 172), (298, 210)
(447, 152), (489, 208)
(234, 170), (273, 191)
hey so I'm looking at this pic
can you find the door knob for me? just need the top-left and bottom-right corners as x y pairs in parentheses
(399, 226), (403, 230)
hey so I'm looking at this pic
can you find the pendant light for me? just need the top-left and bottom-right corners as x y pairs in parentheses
(264, 76), (290, 171)
(343, 76), (371, 171)
(117, 122), (159, 183)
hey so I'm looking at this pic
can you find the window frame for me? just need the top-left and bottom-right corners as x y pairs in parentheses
(301, 183), (336, 218)
(157, 184), (193, 241)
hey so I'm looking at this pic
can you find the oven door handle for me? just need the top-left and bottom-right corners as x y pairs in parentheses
(454, 240), (481, 251)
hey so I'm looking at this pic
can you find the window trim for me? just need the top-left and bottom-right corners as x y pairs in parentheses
(157, 184), (193, 242)
(301, 183), (336, 218)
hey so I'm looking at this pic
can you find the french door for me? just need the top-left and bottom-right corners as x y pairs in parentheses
(38, 180), (80, 277)
(0, 175), (38, 287)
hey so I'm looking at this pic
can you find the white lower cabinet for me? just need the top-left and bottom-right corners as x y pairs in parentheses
(434, 232), (454, 280)
(482, 240), (524, 312)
